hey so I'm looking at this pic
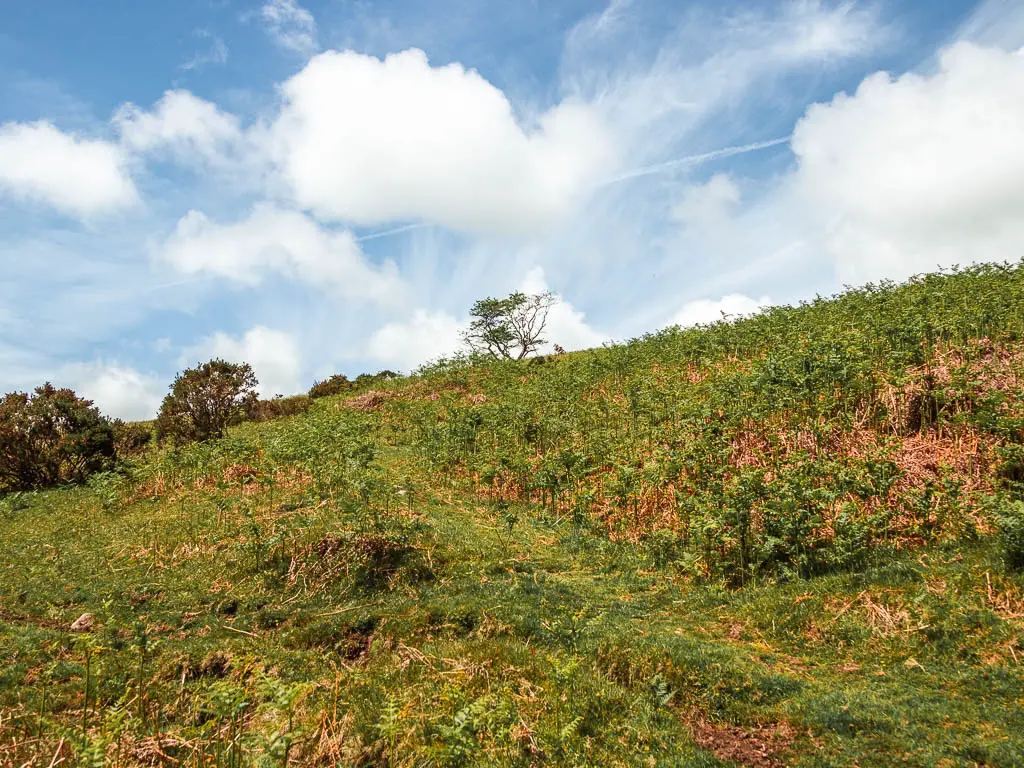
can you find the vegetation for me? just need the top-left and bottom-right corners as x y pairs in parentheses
(308, 374), (353, 400)
(0, 383), (114, 491)
(462, 290), (556, 359)
(156, 360), (259, 444)
(252, 395), (312, 422)
(310, 372), (402, 400)
(2, 262), (1024, 766)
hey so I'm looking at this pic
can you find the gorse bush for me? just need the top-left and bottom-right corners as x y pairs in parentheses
(156, 359), (259, 444)
(111, 419), (153, 456)
(309, 371), (402, 399)
(0, 383), (115, 491)
(309, 374), (352, 399)
(251, 394), (311, 421)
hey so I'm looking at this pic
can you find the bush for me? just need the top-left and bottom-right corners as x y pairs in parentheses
(0, 383), (115, 491)
(111, 420), (153, 456)
(354, 370), (401, 388)
(309, 374), (352, 399)
(994, 499), (1024, 572)
(155, 359), (258, 444)
(252, 394), (311, 421)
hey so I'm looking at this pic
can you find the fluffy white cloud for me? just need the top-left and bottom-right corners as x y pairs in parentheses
(161, 204), (404, 303)
(520, 266), (606, 352)
(366, 310), (465, 371)
(260, 0), (318, 57)
(793, 41), (1024, 284)
(0, 121), (137, 217)
(271, 48), (615, 235)
(672, 294), (772, 327)
(115, 90), (243, 165)
(62, 362), (164, 421)
(181, 326), (302, 398)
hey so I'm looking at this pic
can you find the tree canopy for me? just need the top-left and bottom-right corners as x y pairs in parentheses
(156, 359), (259, 444)
(462, 291), (557, 360)
(0, 383), (115, 491)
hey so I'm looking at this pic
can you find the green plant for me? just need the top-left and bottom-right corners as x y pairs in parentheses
(462, 291), (557, 360)
(993, 498), (1024, 572)
(308, 374), (353, 399)
(0, 383), (115, 491)
(155, 359), (259, 444)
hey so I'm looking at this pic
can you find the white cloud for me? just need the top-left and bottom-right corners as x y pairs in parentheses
(955, 0), (1024, 52)
(773, 0), (884, 62)
(366, 310), (465, 371)
(181, 31), (229, 72)
(181, 326), (302, 398)
(792, 41), (1024, 284)
(160, 203), (404, 303)
(673, 173), (741, 231)
(62, 362), (164, 421)
(270, 48), (615, 235)
(0, 121), (137, 217)
(260, 0), (319, 57)
(520, 266), (606, 352)
(672, 294), (773, 327)
(115, 90), (244, 166)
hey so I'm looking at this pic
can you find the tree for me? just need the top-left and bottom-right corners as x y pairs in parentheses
(462, 291), (557, 360)
(155, 359), (259, 444)
(0, 383), (115, 491)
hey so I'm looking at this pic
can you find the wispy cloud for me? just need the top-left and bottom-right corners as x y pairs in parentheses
(180, 29), (229, 72)
(259, 0), (319, 57)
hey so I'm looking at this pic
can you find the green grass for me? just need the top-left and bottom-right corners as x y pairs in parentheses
(3, 262), (1024, 766)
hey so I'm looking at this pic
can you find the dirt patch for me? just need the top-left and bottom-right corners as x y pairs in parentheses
(690, 720), (794, 768)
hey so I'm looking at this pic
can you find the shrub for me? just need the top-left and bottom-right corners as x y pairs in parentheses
(111, 420), (153, 456)
(354, 370), (401, 388)
(994, 499), (1024, 572)
(0, 383), (115, 491)
(252, 394), (311, 421)
(309, 374), (352, 399)
(155, 359), (258, 444)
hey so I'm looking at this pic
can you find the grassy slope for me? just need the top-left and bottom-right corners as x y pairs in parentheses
(2, 263), (1024, 766)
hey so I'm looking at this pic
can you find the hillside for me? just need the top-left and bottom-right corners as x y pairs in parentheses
(3, 262), (1024, 767)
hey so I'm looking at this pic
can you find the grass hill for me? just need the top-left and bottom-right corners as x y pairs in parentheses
(3, 262), (1024, 767)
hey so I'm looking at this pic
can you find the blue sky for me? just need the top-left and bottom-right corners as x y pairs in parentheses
(2, 0), (1023, 419)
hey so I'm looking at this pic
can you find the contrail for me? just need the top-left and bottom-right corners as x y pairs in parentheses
(356, 222), (433, 242)
(600, 136), (791, 186)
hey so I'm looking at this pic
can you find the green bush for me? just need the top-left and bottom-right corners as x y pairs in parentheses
(0, 383), (115, 490)
(994, 498), (1024, 572)
(309, 374), (353, 399)
(111, 419), (153, 456)
(251, 394), (311, 421)
(155, 359), (259, 444)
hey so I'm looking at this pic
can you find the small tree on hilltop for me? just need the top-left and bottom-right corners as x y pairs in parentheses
(0, 383), (115, 491)
(462, 291), (557, 360)
(155, 359), (258, 444)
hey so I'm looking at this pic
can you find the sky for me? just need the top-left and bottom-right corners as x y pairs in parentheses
(1, 0), (1024, 420)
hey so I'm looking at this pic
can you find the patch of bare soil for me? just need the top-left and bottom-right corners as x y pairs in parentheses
(690, 720), (794, 768)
